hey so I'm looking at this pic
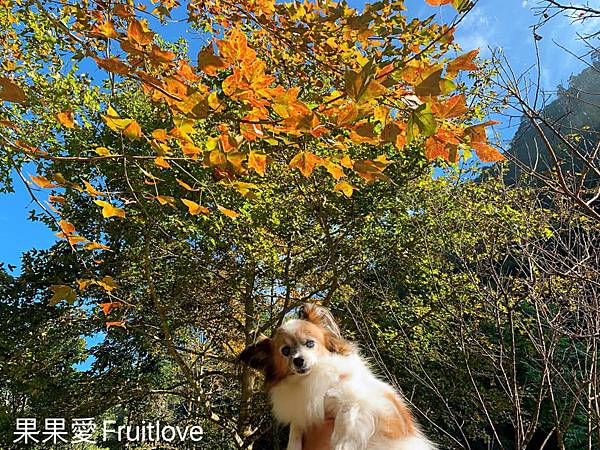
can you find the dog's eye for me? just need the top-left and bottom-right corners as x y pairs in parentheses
(305, 340), (315, 348)
(281, 346), (291, 356)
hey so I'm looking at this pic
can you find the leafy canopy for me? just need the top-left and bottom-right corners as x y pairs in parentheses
(0, 0), (503, 318)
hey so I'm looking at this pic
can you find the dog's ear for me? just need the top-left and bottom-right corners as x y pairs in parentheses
(300, 303), (356, 356)
(239, 336), (272, 371)
(299, 303), (343, 337)
(324, 333), (356, 355)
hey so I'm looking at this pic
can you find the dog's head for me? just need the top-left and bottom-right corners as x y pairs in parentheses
(239, 304), (355, 383)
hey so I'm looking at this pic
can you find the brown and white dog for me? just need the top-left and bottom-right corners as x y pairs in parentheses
(239, 304), (435, 450)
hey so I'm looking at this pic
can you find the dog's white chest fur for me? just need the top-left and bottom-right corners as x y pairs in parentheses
(270, 353), (359, 429)
(269, 353), (435, 450)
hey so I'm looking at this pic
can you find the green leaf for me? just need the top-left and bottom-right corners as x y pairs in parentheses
(408, 103), (437, 143)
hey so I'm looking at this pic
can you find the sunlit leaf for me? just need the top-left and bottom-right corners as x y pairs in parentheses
(94, 200), (125, 218)
(181, 198), (210, 215)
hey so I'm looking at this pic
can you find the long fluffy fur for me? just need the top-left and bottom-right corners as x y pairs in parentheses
(240, 304), (435, 450)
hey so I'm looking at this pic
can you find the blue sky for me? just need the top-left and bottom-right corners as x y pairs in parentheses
(1, 0), (596, 280)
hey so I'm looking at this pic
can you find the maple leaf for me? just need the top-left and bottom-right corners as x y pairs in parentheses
(446, 50), (479, 78)
(289, 151), (322, 177)
(154, 156), (171, 169)
(84, 181), (103, 197)
(49, 285), (76, 306)
(155, 195), (177, 207)
(0, 77), (26, 103)
(95, 57), (130, 75)
(97, 276), (118, 292)
(198, 45), (229, 76)
(334, 181), (356, 198)
(424, 0), (453, 5)
(56, 111), (76, 128)
(99, 302), (122, 315)
(83, 242), (110, 251)
(94, 200), (125, 218)
(123, 121), (143, 140)
(29, 175), (60, 189)
(181, 198), (210, 215)
(128, 19), (154, 46)
(217, 205), (240, 219)
(248, 151), (267, 176)
(176, 178), (199, 191)
(431, 95), (468, 118)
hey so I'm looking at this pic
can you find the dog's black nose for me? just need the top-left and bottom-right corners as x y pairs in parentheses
(293, 357), (304, 368)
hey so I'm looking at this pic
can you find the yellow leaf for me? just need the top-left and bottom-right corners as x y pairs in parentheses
(154, 156), (171, 169)
(155, 195), (176, 207)
(78, 279), (95, 291)
(83, 242), (110, 251)
(94, 146), (112, 156)
(102, 106), (133, 132)
(217, 205), (240, 219)
(176, 178), (199, 191)
(97, 275), (118, 292)
(333, 181), (356, 198)
(94, 200), (125, 218)
(323, 160), (345, 181)
(123, 120), (142, 140)
(84, 181), (103, 197)
(181, 199), (210, 215)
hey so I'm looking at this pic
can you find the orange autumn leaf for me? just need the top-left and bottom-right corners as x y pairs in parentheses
(155, 195), (177, 207)
(83, 242), (110, 251)
(181, 198), (210, 215)
(56, 111), (76, 128)
(154, 156), (171, 169)
(289, 151), (322, 177)
(431, 95), (468, 119)
(176, 178), (199, 191)
(248, 151), (267, 176)
(84, 181), (103, 197)
(217, 205), (240, 219)
(95, 57), (130, 75)
(95, 19), (118, 39)
(425, 0), (453, 4)
(472, 143), (506, 163)
(29, 175), (60, 189)
(446, 50), (479, 78)
(58, 219), (76, 234)
(49, 195), (66, 204)
(106, 321), (127, 329)
(123, 120), (142, 140)
(197, 45), (229, 76)
(99, 302), (122, 315)
(127, 19), (154, 46)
